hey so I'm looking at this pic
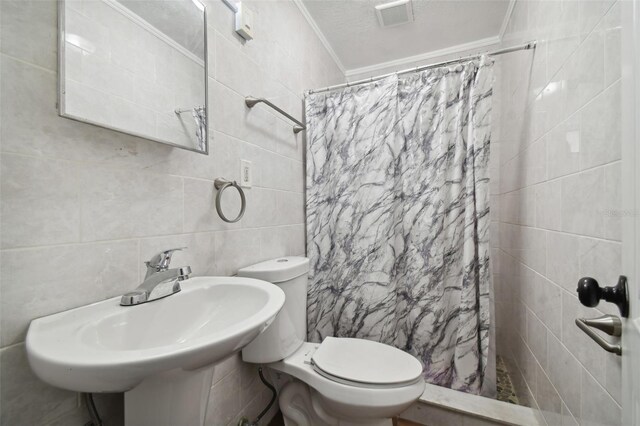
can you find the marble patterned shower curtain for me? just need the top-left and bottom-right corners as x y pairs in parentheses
(305, 58), (494, 395)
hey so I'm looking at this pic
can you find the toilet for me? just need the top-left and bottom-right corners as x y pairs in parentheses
(238, 257), (426, 426)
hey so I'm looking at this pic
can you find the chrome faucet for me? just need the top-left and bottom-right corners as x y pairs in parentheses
(120, 248), (192, 306)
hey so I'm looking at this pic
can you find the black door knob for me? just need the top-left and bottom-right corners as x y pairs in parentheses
(576, 276), (629, 318)
(577, 277), (601, 307)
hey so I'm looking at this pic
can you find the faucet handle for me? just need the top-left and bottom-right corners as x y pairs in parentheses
(146, 247), (187, 271)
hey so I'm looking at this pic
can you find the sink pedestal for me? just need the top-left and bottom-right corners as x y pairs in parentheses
(125, 365), (215, 426)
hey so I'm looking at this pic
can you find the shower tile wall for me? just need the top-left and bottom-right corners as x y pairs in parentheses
(0, 1), (343, 425)
(494, 1), (622, 425)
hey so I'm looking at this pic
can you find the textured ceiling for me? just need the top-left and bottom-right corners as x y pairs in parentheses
(300, 0), (511, 71)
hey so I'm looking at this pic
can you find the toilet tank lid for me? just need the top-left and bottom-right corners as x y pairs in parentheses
(237, 257), (309, 283)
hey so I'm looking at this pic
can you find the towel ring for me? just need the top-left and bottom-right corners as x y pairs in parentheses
(214, 178), (246, 223)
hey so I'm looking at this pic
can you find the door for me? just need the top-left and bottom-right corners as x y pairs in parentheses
(622, 0), (640, 424)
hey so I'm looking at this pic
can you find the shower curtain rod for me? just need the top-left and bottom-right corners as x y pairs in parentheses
(307, 41), (537, 95)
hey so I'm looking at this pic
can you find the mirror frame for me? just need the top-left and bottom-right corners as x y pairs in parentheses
(57, 0), (209, 155)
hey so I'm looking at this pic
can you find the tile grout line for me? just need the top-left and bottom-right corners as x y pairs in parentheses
(0, 224), (306, 252)
(497, 159), (621, 196)
(495, 248), (623, 409)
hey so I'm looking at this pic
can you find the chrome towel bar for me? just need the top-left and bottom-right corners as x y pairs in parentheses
(575, 315), (622, 356)
(245, 96), (305, 134)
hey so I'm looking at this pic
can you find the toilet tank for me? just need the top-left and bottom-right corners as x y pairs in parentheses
(238, 257), (310, 363)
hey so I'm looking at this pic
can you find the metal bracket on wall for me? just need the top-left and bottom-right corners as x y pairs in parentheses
(214, 178), (246, 223)
(575, 315), (622, 356)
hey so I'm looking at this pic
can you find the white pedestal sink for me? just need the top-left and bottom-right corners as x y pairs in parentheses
(26, 277), (285, 426)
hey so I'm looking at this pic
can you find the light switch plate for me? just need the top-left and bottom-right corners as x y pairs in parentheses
(240, 160), (252, 188)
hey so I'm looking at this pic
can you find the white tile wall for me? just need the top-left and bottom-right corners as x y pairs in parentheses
(495, 1), (622, 425)
(3, 0), (624, 424)
(0, 0), (343, 424)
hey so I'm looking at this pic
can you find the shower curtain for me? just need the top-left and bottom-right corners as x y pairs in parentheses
(305, 58), (494, 395)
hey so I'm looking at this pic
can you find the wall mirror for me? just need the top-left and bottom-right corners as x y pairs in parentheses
(58, 0), (208, 154)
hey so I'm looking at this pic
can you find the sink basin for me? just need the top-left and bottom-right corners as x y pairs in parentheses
(26, 276), (285, 393)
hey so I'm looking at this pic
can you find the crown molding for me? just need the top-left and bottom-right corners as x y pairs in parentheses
(292, 0), (346, 74)
(499, 0), (517, 41)
(344, 35), (500, 78)
(292, 0), (514, 79)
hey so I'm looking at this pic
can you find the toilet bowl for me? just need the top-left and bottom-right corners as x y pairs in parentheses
(238, 257), (425, 426)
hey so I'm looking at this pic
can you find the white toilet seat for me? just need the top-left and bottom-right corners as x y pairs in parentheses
(310, 337), (424, 388)
(269, 341), (426, 421)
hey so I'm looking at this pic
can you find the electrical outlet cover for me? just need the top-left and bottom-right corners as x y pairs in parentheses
(240, 160), (252, 188)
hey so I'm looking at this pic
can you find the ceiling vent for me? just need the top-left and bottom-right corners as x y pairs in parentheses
(375, 0), (414, 28)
